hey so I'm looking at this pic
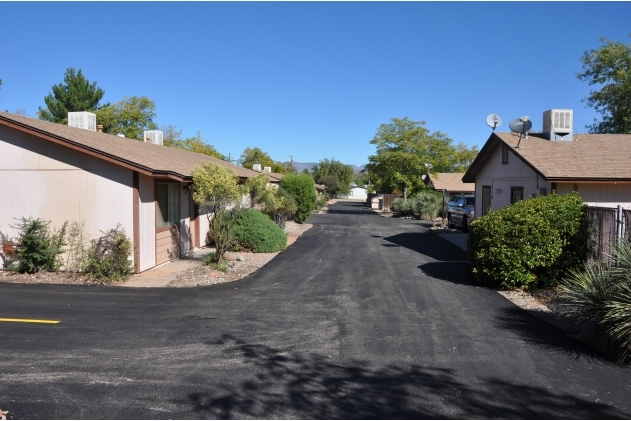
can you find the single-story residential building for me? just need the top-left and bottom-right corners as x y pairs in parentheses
(462, 110), (631, 218)
(424, 172), (474, 197)
(0, 111), (270, 273)
(347, 186), (368, 201)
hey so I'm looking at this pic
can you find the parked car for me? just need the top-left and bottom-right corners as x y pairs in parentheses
(447, 195), (475, 230)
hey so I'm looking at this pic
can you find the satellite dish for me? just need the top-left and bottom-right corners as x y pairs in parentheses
(509, 116), (532, 149)
(486, 114), (502, 131)
(508, 118), (532, 134)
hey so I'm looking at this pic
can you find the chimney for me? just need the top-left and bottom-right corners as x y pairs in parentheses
(97, 124), (103, 133)
(263, 166), (272, 173)
(253, 163), (262, 171)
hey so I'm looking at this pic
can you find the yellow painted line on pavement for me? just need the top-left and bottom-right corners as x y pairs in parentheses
(0, 318), (60, 324)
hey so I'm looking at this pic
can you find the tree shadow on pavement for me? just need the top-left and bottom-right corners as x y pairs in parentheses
(383, 231), (467, 262)
(181, 334), (628, 419)
(326, 201), (377, 215)
(418, 261), (476, 286)
(494, 306), (617, 366)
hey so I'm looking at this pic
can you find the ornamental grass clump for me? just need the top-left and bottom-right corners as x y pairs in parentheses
(560, 239), (631, 363)
(468, 192), (589, 290)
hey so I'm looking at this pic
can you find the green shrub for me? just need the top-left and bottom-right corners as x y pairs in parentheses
(8, 217), (67, 274)
(232, 209), (287, 253)
(468, 192), (588, 290)
(204, 252), (228, 272)
(560, 239), (631, 363)
(263, 187), (298, 230)
(84, 224), (133, 281)
(279, 173), (317, 222)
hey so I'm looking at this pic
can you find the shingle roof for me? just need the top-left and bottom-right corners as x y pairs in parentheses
(427, 173), (474, 192)
(0, 111), (263, 181)
(463, 131), (631, 182)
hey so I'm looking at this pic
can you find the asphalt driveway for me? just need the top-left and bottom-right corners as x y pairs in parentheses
(1, 201), (630, 419)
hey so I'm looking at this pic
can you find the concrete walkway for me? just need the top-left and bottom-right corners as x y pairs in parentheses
(122, 247), (214, 287)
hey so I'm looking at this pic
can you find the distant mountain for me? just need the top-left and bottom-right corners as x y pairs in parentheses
(293, 162), (365, 173)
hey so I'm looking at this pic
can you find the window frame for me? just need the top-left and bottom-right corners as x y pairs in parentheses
(502, 144), (509, 165)
(155, 181), (181, 232)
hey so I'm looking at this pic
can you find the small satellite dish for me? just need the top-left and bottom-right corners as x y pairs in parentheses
(508, 118), (532, 133)
(486, 114), (502, 131)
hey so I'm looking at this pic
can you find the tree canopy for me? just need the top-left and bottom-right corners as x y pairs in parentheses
(366, 117), (478, 198)
(577, 35), (631, 134)
(94, 96), (158, 140)
(239, 147), (293, 174)
(38, 68), (105, 124)
(311, 158), (354, 196)
(161, 125), (224, 159)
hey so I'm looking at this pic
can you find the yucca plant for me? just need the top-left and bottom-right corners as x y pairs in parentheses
(560, 239), (631, 363)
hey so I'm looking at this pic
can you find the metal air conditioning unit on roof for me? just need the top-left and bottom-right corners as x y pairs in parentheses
(253, 164), (262, 171)
(144, 130), (163, 145)
(68, 112), (96, 131)
(263, 166), (272, 172)
(543, 109), (573, 140)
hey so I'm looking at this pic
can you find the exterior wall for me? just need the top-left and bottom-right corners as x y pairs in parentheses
(156, 227), (179, 265)
(555, 183), (631, 208)
(0, 125), (134, 266)
(138, 173), (156, 272)
(474, 143), (551, 217)
(198, 213), (211, 246)
(348, 187), (368, 201)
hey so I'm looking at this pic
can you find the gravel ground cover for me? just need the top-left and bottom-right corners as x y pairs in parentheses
(0, 221), (313, 288)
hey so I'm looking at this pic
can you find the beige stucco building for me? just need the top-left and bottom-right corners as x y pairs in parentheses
(0, 111), (268, 272)
(463, 129), (631, 218)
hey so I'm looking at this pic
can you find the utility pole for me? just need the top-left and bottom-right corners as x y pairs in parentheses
(290, 155), (294, 173)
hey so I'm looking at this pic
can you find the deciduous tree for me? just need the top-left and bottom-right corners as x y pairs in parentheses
(577, 35), (631, 134)
(367, 117), (457, 199)
(95, 96), (158, 140)
(192, 163), (242, 263)
(161, 125), (224, 159)
(311, 158), (354, 196)
(38, 68), (105, 124)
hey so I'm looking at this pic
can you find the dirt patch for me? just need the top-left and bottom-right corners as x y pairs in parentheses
(168, 221), (312, 287)
(0, 221), (313, 288)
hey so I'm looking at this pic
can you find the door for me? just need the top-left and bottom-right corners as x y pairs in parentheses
(482, 186), (491, 216)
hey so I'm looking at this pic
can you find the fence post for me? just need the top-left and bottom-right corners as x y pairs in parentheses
(617, 205), (623, 241)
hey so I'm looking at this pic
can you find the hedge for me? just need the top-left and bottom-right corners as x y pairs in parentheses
(467, 192), (589, 290)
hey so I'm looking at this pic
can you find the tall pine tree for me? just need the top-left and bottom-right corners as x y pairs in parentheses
(38, 68), (105, 124)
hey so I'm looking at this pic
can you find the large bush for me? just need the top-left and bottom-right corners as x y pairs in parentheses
(232, 209), (287, 253)
(468, 192), (589, 290)
(5, 217), (67, 273)
(84, 224), (133, 281)
(279, 173), (317, 222)
(560, 239), (631, 363)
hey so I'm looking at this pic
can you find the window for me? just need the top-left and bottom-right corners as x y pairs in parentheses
(502, 145), (509, 164)
(511, 187), (523, 204)
(156, 182), (180, 229)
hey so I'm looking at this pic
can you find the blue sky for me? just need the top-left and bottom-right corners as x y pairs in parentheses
(1, 2), (630, 167)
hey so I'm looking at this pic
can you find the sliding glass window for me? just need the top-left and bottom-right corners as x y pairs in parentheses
(156, 182), (180, 229)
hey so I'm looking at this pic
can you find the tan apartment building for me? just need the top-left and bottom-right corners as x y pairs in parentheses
(0, 111), (268, 273)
